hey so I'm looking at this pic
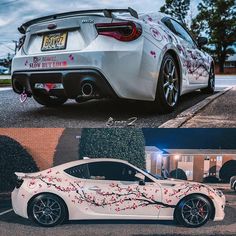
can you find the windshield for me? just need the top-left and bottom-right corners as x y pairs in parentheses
(142, 169), (166, 180)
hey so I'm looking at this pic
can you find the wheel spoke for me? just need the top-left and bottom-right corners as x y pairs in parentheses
(168, 89), (173, 104)
(165, 87), (170, 100)
(49, 201), (57, 208)
(171, 66), (175, 76)
(195, 215), (200, 224)
(46, 198), (50, 207)
(163, 82), (169, 88)
(163, 72), (169, 78)
(40, 199), (46, 207)
(34, 210), (44, 214)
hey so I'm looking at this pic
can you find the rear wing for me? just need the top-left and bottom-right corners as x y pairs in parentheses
(18, 7), (138, 34)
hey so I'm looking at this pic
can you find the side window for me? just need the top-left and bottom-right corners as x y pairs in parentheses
(64, 164), (90, 179)
(88, 162), (129, 181)
(87, 161), (153, 182)
(170, 19), (196, 46)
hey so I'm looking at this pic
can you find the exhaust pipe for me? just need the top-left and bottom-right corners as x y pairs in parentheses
(13, 80), (24, 94)
(81, 83), (93, 97)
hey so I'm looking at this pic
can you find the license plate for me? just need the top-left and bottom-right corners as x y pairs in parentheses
(41, 32), (68, 51)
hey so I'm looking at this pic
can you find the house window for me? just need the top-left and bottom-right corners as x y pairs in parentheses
(179, 156), (193, 162)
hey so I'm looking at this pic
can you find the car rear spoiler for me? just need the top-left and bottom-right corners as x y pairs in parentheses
(18, 7), (139, 34)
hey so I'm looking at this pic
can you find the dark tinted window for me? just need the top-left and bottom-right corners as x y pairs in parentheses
(170, 19), (195, 46)
(88, 161), (153, 182)
(65, 161), (153, 182)
(64, 164), (90, 179)
(87, 162), (134, 181)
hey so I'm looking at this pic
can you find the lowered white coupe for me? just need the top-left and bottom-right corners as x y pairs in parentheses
(12, 158), (225, 227)
(12, 8), (214, 113)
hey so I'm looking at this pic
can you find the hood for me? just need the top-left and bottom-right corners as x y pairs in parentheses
(158, 178), (208, 188)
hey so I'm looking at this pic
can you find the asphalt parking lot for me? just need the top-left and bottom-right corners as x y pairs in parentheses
(0, 88), (215, 128)
(0, 75), (235, 128)
(0, 189), (235, 236)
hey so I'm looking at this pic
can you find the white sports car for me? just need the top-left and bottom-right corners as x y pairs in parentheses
(12, 158), (225, 227)
(12, 8), (215, 113)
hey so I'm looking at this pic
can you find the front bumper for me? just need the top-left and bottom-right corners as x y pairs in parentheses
(213, 194), (226, 221)
(12, 69), (118, 99)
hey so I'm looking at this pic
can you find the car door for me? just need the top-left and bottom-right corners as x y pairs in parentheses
(166, 18), (206, 84)
(83, 161), (162, 219)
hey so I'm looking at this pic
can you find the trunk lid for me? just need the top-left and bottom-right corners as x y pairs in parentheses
(22, 15), (112, 55)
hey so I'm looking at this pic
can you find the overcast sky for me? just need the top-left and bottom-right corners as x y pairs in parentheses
(0, 0), (201, 58)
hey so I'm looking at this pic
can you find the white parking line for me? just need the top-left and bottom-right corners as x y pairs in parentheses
(0, 209), (13, 216)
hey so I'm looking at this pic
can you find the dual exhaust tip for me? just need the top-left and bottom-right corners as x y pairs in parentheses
(13, 78), (96, 98)
(81, 82), (94, 97)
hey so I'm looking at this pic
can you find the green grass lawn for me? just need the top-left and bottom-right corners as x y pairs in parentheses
(0, 75), (11, 86)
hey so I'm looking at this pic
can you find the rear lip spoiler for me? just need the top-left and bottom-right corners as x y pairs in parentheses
(15, 172), (26, 178)
(18, 7), (139, 34)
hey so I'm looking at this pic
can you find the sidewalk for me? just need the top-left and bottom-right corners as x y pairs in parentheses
(160, 86), (236, 128)
(182, 87), (236, 128)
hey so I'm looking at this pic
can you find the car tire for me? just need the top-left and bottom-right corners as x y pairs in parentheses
(28, 193), (67, 227)
(174, 194), (212, 228)
(33, 94), (67, 107)
(201, 65), (215, 94)
(154, 53), (180, 113)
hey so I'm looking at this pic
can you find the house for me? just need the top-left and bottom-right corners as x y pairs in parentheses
(145, 147), (236, 182)
(215, 54), (236, 74)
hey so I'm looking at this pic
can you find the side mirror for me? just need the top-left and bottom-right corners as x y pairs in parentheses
(135, 173), (145, 186)
(197, 37), (208, 48)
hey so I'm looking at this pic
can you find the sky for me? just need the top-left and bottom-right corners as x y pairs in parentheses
(143, 128), (236, 150)
(0, 0), (201, 58)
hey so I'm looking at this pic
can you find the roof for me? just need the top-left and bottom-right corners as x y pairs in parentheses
(163, 149), (236, 155)
(226, 54), (236, 62)
(145, 146), (163, 153)
(54, 158), (129, 170)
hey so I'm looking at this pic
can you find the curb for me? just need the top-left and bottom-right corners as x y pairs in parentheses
(159, 87), (233, 128)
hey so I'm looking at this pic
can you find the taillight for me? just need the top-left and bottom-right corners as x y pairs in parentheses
(18, 35), (26, 50)
(15, 178), (24, 189)
(95, 21), (142, 42)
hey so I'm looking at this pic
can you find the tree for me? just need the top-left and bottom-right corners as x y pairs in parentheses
(160, 0), (190, 25)
(203, 176), (219, 183)
(79, 128), (146, 169)
(0, 136), (39, 192)
(191, 0), (236, 73)
(219, 160), (236, 182)
(169, 168), (187, 180)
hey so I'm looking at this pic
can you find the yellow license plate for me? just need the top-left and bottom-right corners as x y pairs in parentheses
(41, 32), (68, 51)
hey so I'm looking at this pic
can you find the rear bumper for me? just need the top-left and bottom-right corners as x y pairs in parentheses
(12, 69), (118, 99)
(11, 188), (29, 219)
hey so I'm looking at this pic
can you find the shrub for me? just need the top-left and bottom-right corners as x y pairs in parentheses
(169, 168), (187, 180)
(203, 176), (219, 183)
(79, 128), (146, 169)
(0, 135), (39, 192)
(219, 160), (236, 182)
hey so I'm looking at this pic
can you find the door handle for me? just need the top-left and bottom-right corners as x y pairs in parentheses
(88, 187), (100, 191)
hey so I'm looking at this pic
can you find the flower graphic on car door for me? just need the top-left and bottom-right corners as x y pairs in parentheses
(83, 161), (162, 217)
